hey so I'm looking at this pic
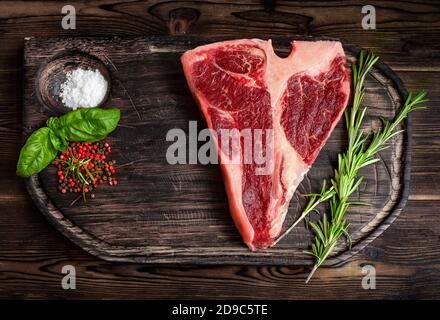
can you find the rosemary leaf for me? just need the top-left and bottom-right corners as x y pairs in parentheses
(275, 51), (428, 283)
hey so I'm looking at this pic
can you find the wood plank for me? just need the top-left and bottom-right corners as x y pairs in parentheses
(1, 200), (440, 299)
(0, 0), (439, 299)
(0, 0), (439, 71)
(397, 72), (440, 200)
(0, 2), (438, 197)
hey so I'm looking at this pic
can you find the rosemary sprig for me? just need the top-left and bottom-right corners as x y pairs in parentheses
(305, 51), (427, 282)
(273, 180), (335, 246)
(275, 51), (428, 283)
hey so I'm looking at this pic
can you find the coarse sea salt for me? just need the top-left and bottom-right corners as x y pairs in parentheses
(60, 68), (108, 110)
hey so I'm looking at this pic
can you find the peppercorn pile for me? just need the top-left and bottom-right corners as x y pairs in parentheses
(52, 141), (118, 199)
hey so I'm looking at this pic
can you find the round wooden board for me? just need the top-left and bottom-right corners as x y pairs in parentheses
(23, 36), (410, 266)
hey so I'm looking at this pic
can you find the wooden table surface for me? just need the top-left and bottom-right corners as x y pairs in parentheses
(1, 0), (439, 299)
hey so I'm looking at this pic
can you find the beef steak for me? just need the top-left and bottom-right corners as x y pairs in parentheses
(181, 39), (350, 250)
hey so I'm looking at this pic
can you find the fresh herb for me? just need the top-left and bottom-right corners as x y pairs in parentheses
(16, 108), (120, 177)
(48, 108), (120, 142)
(53, 141), (117, 200)
(305, 87), (427, 282)
(276, 51), (428, 283)
(16, 127), (59, 178)
(273, 180), (335, 246)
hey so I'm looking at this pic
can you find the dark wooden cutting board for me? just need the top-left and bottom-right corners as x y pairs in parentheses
(23, 36), (409, 266)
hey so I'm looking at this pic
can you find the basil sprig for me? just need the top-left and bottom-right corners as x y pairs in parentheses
(16, 108), (120, 177)
(16, 127), (59, 178)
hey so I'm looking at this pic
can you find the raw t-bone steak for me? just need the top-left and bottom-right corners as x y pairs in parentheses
(181, 39), (350, 250)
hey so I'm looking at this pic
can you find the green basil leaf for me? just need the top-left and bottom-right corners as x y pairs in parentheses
(46, 117), (58, 129)
(16, 127), (58, 177)
(49, 108), (120, 142)
(49, 129), (68, 152)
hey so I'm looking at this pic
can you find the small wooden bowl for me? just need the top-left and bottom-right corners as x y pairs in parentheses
(36, 51), (111, 112)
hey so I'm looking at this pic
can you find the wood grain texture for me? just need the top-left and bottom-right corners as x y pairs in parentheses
(0, 0), (439, 299)
(23, 36), (409, 265)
